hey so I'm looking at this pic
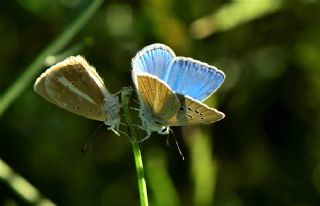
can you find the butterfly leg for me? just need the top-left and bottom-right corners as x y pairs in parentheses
(108, 127), (120, 136)
(137, 131), (152, 143)
(129, 107), (140, 111)
(131, 124), (145, 131)
(106, 119), (121, 136)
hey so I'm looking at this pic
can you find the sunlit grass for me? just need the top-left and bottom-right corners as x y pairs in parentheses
(186, 128), (217, 206)
(190, 0), (281, 39)
(0, 0), (103, 204)
(145, 148), (180, 206)
(0, 158), (56, 206)
(0, 0), (103, 116)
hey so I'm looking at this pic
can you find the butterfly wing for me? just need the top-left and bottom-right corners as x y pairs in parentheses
(34, 55), (112, 122)
(132, 44), (175, 84)
(136, 74), (180, 122)
(164, 57), (225, 102)
(165, 94), (225, 126)
(136, 74), (224, 126)
(132, 44), (225, 102)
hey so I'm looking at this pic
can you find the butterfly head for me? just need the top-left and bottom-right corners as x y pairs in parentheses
(139, 109), (170, 135)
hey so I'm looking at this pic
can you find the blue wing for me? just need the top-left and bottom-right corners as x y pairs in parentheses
(164, 57), (225, 101)
(131, 44), (175, 80)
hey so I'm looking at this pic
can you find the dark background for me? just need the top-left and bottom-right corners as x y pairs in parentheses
(1, 0), (320, 205)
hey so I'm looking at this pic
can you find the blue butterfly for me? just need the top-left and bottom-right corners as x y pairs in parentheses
(131, 44), (225, 140)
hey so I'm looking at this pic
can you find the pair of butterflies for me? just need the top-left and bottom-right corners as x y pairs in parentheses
(34, 44), (225, 140)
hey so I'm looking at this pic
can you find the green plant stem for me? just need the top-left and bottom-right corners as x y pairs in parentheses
(121, 87), (149, 206)
(0, 0), (103, 115)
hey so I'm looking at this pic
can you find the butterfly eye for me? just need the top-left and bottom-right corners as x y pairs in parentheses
(161, 127), (167, 132)
(179, 107), (185, 111)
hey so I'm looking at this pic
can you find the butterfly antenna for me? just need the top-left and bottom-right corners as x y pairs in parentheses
(166, 133), (170, 146)
(79, 123), (105, 155)
(169, 128), (185, 161)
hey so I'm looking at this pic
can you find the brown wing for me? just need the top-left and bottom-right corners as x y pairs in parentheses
(136, 74), (180, 121)
(165, 94), (225, 126)
(34, 56), (109, 121)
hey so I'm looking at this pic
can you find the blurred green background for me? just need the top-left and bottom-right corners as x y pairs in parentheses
(1, 0), (320, 205)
